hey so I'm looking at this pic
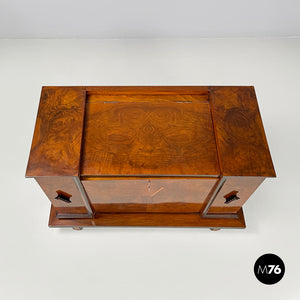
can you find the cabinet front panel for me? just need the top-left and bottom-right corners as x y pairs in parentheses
(82, 178), (218, 213)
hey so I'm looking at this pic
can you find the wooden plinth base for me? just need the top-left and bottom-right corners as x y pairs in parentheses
(49, 206), (246, 229)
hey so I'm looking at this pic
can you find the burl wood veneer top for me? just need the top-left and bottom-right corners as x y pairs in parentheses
(26, 86), (276, 178)
(80, 93), (220, 176)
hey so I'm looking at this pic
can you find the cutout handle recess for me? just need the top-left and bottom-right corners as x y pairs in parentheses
(224, 191), (240, 204)
(55, 190), (72, 203)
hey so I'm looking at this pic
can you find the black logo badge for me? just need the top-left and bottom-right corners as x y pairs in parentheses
(254, 253), (285, 285)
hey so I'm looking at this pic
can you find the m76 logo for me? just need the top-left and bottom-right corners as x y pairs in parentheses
(257, 264), (282, 274)
(254, 254), (285, 284)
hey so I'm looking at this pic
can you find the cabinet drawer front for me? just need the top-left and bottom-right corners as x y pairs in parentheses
(82, 178), (218, 213)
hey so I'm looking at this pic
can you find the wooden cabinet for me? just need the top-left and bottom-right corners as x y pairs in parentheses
(26, 86), (275, 229)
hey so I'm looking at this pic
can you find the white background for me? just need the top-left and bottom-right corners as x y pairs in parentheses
(0, 0), (300, 38)
(0, 38), (299, 299)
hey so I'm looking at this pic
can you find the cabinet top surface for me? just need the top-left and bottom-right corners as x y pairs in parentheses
(81, 93), (220, 176)
(26, 86), (276, 178)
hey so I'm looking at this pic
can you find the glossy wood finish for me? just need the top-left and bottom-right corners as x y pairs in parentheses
(81, 96), (220, 176)
(85, 86), (210, 94)
(206, 176), (265, 214)
(49, 205), (246, 228)
(26, 86), (276, 229)
(26, 87), (86, 177)
(35, 177), (88, 214)
(87, 93), (209, 103)
(82, 178), (218, 213)
(209, 86), (276, 177)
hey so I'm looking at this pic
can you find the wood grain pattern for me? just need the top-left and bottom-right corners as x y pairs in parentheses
(35, 177), (88, 213)
(49, 205), (246, 228)
(81, 100), (220, 176)
(26, 87), (86, 177)
(209, 86), (276, 177)
(25, 86), (275, 229)
(207, 176), (264, 214)
(82, 178), (217, 213)
(87, 93), (209, 103)
(85, 86), (210, 94)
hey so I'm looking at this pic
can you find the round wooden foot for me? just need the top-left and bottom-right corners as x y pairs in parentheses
(72, 226), (83, 230)
(210, 227), (221, 231)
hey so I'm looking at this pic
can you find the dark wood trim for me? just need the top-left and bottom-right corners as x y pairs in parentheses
(72, 176), (94, 216)
(201, 177), (226, 216)
(56, 213), (92, 219)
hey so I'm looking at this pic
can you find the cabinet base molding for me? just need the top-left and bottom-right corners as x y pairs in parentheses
(49, 206), (246, 229)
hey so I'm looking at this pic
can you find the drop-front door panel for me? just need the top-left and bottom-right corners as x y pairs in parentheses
(82, 178), (218, 213)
